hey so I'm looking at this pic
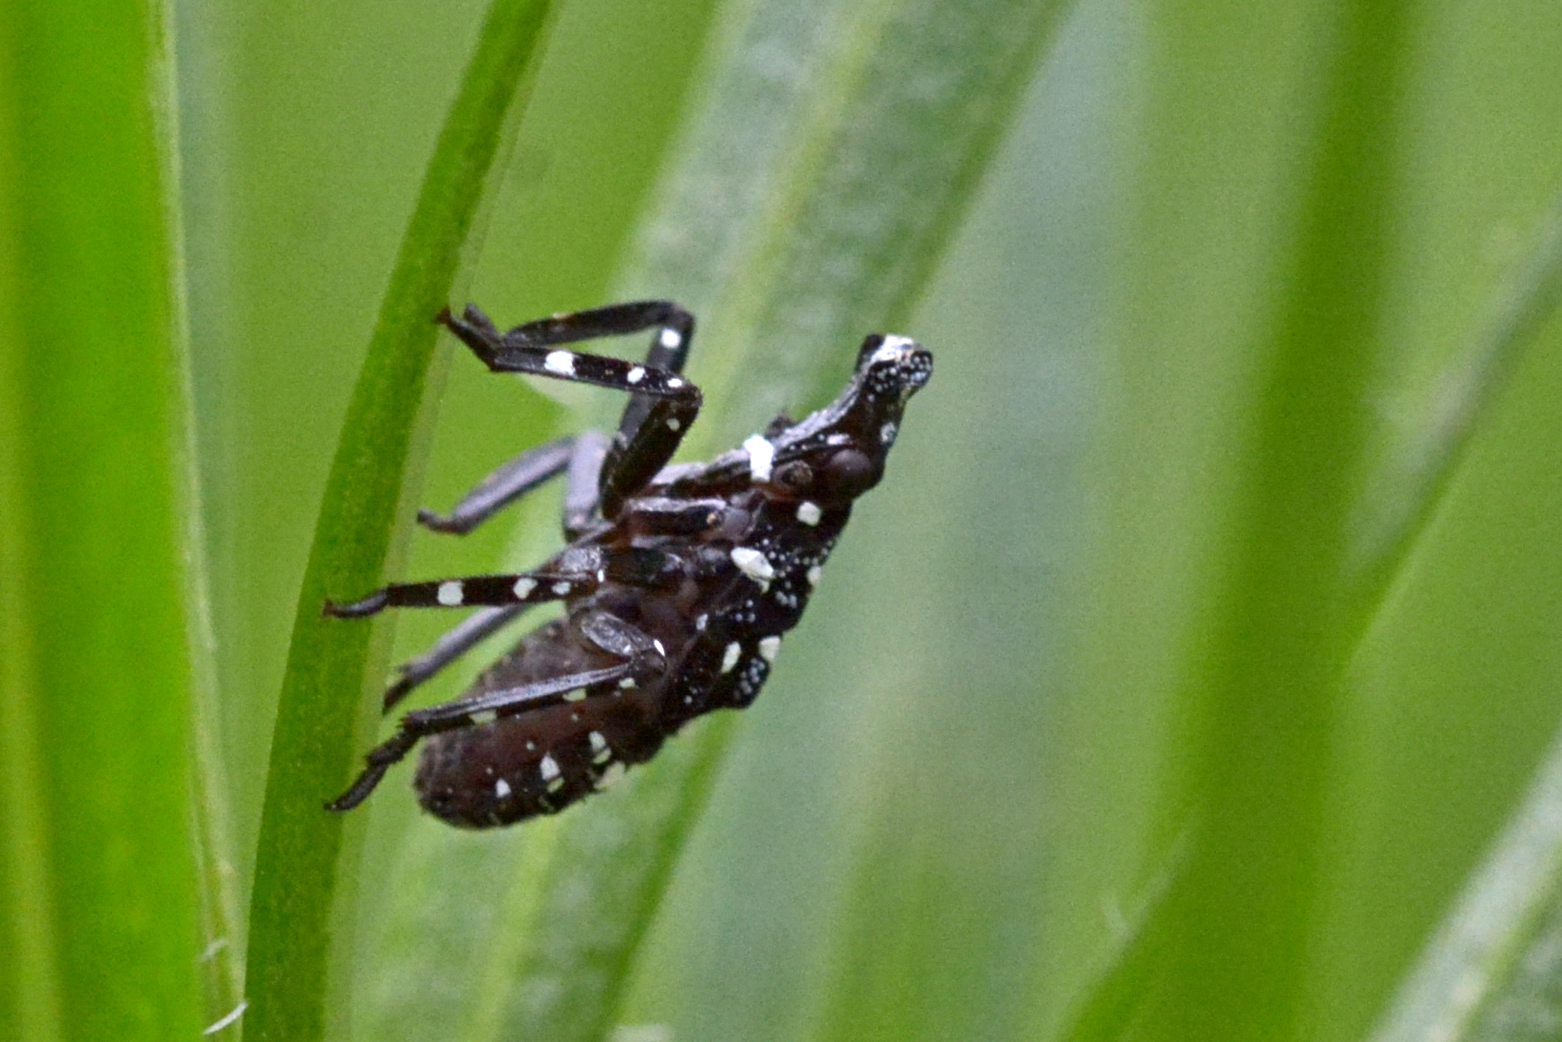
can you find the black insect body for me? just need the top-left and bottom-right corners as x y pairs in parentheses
(325, 300), (932, 827)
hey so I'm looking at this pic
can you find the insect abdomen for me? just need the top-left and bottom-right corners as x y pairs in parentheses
(416, 690), (666, 827)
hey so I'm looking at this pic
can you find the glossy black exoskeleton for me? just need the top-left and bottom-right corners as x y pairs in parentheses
(325, 301), (932, 827)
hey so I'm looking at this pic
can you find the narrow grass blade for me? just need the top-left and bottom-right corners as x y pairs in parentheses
(241, 3), (556, 1039)
(461, 1), (1076, 1039)
(1075, 1), (1419, 1038)
(1054, 182), (1562, 1042)
(0, 0), (204, 1038)
(1369, 719), (1562, 1042)
(1348, 199), (1562, 628)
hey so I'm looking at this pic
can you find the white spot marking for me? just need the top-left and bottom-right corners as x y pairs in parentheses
(880, 421), (898, 444)
(495, 778), (511, 798)
(627, 365), (645, 384)
(552, 581), (572, 596)
(596, 568), (607, 582)
(543, 350), (575, 375)
(807, 564), (823, 587)
(659, 327), (683, 349)
(730, 547), (775, 583)
(526, 739), (537, 751)
(563, 688), (586, 702)
(759, 636), (781, 663)
(539, 754), (560, 781)
(513, 577), (536, 599)
(596, 762), (626, 789)
(796, 501), (822, 525)
(436, 580), (464, 606)
(695, 613), (708, 631)
(827, 433), (851, 445)
(872, 335), (915, 363)
(589, 731), (611, 763)
(470, 709), (497, 725)
(667, 377), (685, 389)
(667, 417), (681, 431)
(653, 638), (666, 656)
(742, 434), (775, 482)
(721, 642), (741, 673)
(618, 677), (637, 689)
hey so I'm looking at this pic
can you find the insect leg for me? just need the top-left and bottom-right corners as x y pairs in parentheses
(418, 436), (575, 535)
(325, 545), (686, 619)
(327, 658), (655, 812)
(440, 304), (702, 519)
(439, 302), (694, 397)
(618, 496), (731, 536)
(562, 429), (610, 539)
(324, 568), (600, 618)
(381, 604), (530, 712)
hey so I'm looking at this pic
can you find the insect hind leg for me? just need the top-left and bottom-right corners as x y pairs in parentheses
(381, 604), (530, 712)
(327, 617), (667, 812)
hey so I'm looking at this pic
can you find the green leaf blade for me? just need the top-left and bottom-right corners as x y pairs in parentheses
(240, 3), (555, 1039)
(0, 0), (203, 1039)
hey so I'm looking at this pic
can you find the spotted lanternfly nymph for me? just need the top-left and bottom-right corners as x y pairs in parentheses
(324, 300), (932, 827)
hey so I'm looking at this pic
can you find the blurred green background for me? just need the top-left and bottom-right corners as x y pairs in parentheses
(4, 0), (1562, 1040)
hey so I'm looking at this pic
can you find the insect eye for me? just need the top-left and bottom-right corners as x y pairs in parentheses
(822, 449), (875, 498)
(774, 460), (813, 491)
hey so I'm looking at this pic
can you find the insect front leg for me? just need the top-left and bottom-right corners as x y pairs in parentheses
(439, 303), (703, 520)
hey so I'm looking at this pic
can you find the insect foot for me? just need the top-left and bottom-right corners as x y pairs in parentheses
(325, 300), (931, 827)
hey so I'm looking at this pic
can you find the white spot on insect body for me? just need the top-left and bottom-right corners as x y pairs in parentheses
(627, 366), (645, 384)
(796, 501), (822, 525)
(596, 762), (626, 789)
(880, 421), (898, 445)
(695, 613), (708, 631)
(659, 327), (683, 349)
(470, 709), (497, 725)
(730, 547), (775, 584)
(513, 577), (536, 599)
(495, 778), (512, 798)
(539, 753), (564, 791)
(667, 377), (685, 389)
(667, 418), (681, 431)
(827, 433), (851, 446)
(543, 350), (576, 376)
(552, 581), (572, 596)
(759, 636), (781, 663)
(742, 434), (775, 482)
(563, 688), (586, 702)
(807, 564), (823, 587)
(437, 580), (464, 606)
(721, 642), (742, 673)
(618, 677), (637, 689)
(589, 731), (611, 763)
